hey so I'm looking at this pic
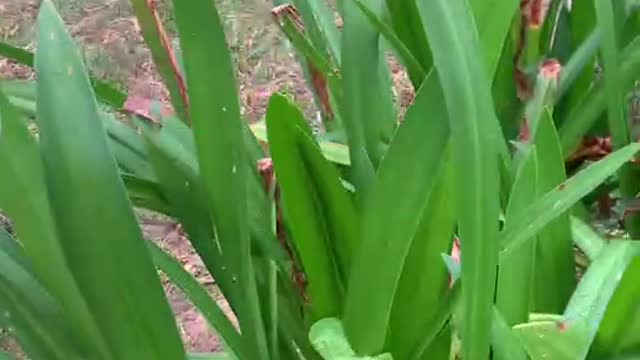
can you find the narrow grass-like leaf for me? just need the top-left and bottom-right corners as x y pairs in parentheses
(170, 1), (268, 357)
(571, 216), (607, 260)
(596, 0), (640, 238)
(501, 142), (640, 258)
(120, 173), (172, 215)
(418, 0), (501, 358)
(148, 242), (243, 359)
(0, 42), (125, 107)
(35, 2), (186, 358)
(129, 0), (189, 122)
(343, 75), (450, 354)
(266, 93), (350, 319)
(559, 34), (640, 155)
(0, 87), (109, 358)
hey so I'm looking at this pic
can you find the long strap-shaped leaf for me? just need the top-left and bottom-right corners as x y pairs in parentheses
(418, 0), (502, 358)
(169, 1), (268, 358)
(148, 242), (243, 359)
(129, 0), (189, 123)
(0, 42), (125, 108)
(341, 0), (396, 197)
(34, 1), (186, 358)
(267, 93), (359, 320)
(0, 86), (110, 358)
(343, 73), (451, 355)
(501, 142), (640, 257)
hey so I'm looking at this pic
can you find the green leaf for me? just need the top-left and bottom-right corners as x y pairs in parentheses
(491, 307), (528, 360)
(120, 173), (172, 215)
(559, 34), (640, 156)
(0, 247), (81, 360)
(250, 121), (350, 166)
(596, 0), (640, 239)
(514, 318), (590, 360)
(467, 0), (520, 78)
(562, 241), (639, 359)
(170, 0), (268, 357)
(147, 242), (243, 359)
(35, 1), (186, 358)
(591, 245), (640, 357)
(382, 0), (431, 84)
(390, 156), (456, 360)
(351, 0), (426, 84)
(496, 146), (538, 335)
(571, 216), (607, 260)
(341, 0), (396, 194)
(266, 93), (349, 319)
(129, 0), (189, 123)
(500, 142), (640, 259)
(417, 0), (502, 358)
(0, 83), (109, 358)
(309, 318), (393, 360)
(343, 75), (450, 354)
(531, 111), (576, 314)
(0, 41), (125, 108)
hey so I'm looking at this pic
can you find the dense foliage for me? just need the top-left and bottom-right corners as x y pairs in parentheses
(0, 0), (640, 359)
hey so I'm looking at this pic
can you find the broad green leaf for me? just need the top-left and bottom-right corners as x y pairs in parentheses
(389, 157), (456, 360)
(591, 245), (640, 357)
(562, 241), (639, 359)
(496, 146), (538, 336)
(571, 216), (607, 260)
(341, 0), (396, 194)
(343, 74), (450, 354)
(250, 121), (350, 165)
(501, 142), (640, 258)
(531, 111), (576, 314)
(0, 41), (125, 108)
(147, 242), (243, 359)
(0, 86), (109, 358)
(418, 0), (502, 358)
(514, 318), (590, 360)
(266, 93), (350, 319)
(0, 225), (28, 271)
(309, 318), (393, 360)
(129, 0), (189, 123)
(0, 248), (81, 360)
(35, 1), (186, 358)
(170, 0), (268, 357)
(467, 0), (520, 78)
(491, 307), (528, 360)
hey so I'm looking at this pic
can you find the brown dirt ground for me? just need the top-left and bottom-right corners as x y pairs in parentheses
(0, 0), (415, 356)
